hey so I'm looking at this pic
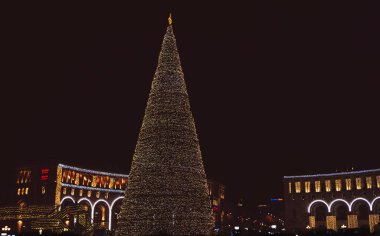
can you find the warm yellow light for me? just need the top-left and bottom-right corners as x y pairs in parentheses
(366, 177), (372, 189)
(325, 180), (331, 192)
(115, 22), (214, 235)
(55, 166), (63, 206)
(346, 178), (352, 190)
(315, 181), (321, 192)
(356, 178), (362, 190)
(168, 13), (172, 25)
(305, 181), (311, 193)
(335, 179), (341, 192)
(295, 182), (301, 193)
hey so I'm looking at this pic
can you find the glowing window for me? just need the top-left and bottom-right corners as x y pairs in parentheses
(366, 177), (372, 189)
(220, 186), (225, 200)
(288, 182), (292, 193)
(92, 176), (97, 188)
(335, 179), (342, 192)
(305, 182), (311, 193)
(295, 182), (301, 193)
(109, 178), (114, 189)
(17, 188), (21, 195)
(21, 188), (25, 195)
(346, 179), (352, 190)
(325, 180), (331, 192)
(79, 189), (83, 197)
(87, 190), (92, 198)
(356, 178), (362, 190)
(71, 189), (75, 196)
(25, 188), (29, 195)
(96, 191), (100, 198)
(63, 188), (67, 195)
(377, 176), (380, 188)
(100, 176), (105, 188)
(315, 181), (321, 192)
(75, 173), (79, 185)
(105, 192), (109, 199)
(41, 186), (46, 195)
(71, 171), (75, 184)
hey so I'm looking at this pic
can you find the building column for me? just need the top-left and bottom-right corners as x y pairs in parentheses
(326, 215), (337, 231)
(347, 214), (358, 229)
(309, 216), (316, 229)
(369, 214), (380, 233)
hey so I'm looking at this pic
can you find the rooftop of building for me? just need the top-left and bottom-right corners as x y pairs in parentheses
(58, 163), (129, 178)
(284, 168), (380, 179)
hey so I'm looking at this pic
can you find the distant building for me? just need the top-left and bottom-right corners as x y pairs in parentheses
(0, 163), (225, 234)
(268, 198), (285, 221)
(207, 180), (226, 228)
(284, 168), (380, 233)
(253, 199), (285, 233)
(8, 163), (128, 233)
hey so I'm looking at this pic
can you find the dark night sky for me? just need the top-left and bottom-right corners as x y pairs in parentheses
(3, 2), (380, 210)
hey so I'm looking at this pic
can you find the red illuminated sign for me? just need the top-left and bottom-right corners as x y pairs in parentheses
(41, 169), (49, 181)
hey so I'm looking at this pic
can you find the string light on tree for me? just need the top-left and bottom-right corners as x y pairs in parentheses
(115, 14), (214, 236)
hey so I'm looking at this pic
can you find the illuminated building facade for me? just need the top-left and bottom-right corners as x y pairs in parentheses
(12, 163), (128, 233)
(207, 180), (226, 228)
(1, 163), (225, 233)
(284, 168), (380, 233)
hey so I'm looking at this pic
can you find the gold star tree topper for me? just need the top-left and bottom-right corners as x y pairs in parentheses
(168, 13), (172, 25)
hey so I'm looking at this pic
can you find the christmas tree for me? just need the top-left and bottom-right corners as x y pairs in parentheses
(115, 15), (213, 236)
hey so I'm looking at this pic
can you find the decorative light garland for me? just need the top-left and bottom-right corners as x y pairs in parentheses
(58, 164), (129, 178)
(307, 197), (380, 213)
(60, 183), (125, 193)
(284, 168), (380, 179)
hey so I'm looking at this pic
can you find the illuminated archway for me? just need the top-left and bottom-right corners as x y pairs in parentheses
(308, 199), (329, 213)
(59, 196), (76, 211)
(92, 199), (111, 228)
(349, 198), (372, 212)
(109, 196), (124, 231)
(370, 197), (380, 213)
(329, 199), (350, 212)
(110, 196), (124, 210)
(78, 197), (93, 214)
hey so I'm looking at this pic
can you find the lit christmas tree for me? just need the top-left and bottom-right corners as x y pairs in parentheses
(115, 15), (213, 236)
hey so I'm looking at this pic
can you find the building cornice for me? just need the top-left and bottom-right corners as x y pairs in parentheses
(284, 168), (380, 179)
(58, 163), (129, 178)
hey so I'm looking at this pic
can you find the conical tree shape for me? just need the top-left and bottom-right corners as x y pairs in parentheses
(115, 24), (213, 235)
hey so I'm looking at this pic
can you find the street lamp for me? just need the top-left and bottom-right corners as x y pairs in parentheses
(1, 226), (11, 232)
